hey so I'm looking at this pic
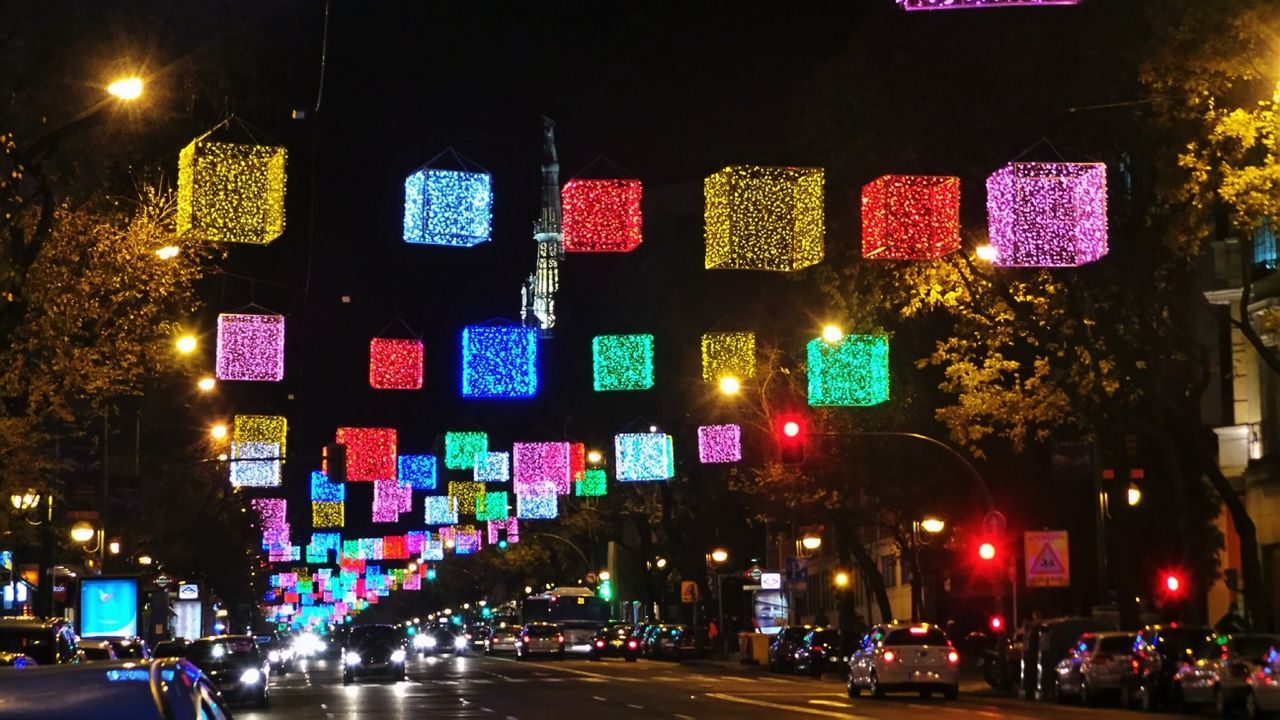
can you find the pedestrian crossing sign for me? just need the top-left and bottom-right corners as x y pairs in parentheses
(1025, 530), (1070, 587)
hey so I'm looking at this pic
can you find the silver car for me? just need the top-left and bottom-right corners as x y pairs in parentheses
(516, 623), (564, 660)
(1054, 632), (1135, 704)
(1176, 633), (1278, 714)
(847, 623), (960, 700)
(485, 626), (520, 655)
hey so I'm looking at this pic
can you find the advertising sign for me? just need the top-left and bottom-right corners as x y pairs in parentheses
(760, 572), (783, 590)
(173, 599), (202, 641)
(752, 590), (789, 635)
(80, 577), (139, 638)
(178, 583), (199, 600)
(1025, 530), (1070, 587)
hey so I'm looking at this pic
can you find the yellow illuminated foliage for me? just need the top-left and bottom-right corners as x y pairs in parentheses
(177, 140), (286, 245)
(701, 331), (756, 382)
(704, 166), (824, 271)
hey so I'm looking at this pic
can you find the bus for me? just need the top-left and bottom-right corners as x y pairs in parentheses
(521, 587), (610, 654)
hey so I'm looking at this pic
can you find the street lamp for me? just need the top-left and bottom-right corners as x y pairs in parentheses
(154, 245), (180, 260)
(920, 517), (946, 535)
(718, 376), (741, 395)
(709, 548), (729, 565)
(655, 557), (668, 569)
(800, 535), (823, 552)
(209, 423), (228, 441)
(834, 571), (851, 589)
(135, 554), (153, 566)
(197, 377), (216, 392)
(586, 450), (603, 465)
(975, 244), (999, 263)
(175, 334), (198, 355)
(9, 490), (40, 512)
(107, 539), (121, 556)
(106, 77), (144, 101)
(69, 521), (96, 545)
(821, 325), (844, 343)
(1127, 482), (1142, 507)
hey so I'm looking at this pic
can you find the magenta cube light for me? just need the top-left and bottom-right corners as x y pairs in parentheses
(697, 424), (742, 464)
(216, 313), (285, 381)
(513, 442), (572, 495)
(986, 162), (1107, 267)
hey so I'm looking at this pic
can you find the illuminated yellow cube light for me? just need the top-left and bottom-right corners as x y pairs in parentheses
(701, 331), (756, 383)
(177, 140), (287, 245)
(704, 166), (824, 271)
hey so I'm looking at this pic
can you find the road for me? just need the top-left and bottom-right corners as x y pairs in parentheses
(236, 653), (1202, 720)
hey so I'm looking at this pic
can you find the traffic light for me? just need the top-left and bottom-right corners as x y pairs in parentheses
(989, 615), (1005, 633)
(426, 565), (437, 582)
(977, 541), (997, 562)
(1159, 569), (1186, 600)
(778, 414), (805, 465)
(598, 578), (614, 602)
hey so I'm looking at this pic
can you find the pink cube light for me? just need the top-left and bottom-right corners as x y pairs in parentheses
(216, 313), (285, 381)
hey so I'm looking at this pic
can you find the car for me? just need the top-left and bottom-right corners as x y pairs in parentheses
(516, 622), (564, 660)
(80, 641), (118, 662)
(485, 624), (520, 655)
(1245, 644), (1280, 717)
(795, 628), (842, 677)
(768, 625), (812, 672)
(105, 637), (149, 660)
(151, 639), (190, 659)
(0, 618), (79, 666)
(1174, 632), (1278, 713)
(640, 624), (664, 659)
(428, 626), (468, 655)
(1027, 616), (1118, 701)
(1119, 624), (1215, 711)
(185, 634), (271, 707)
(342, 624), (408, 684)
(258, 634), (294, 676)
(561, 620), (603, 656)
(652, 624), (702, 660)
(0, 658), (233, 720)
(0, 653), (35, 668)
(1053, 631), (1135, 705)
(461, 624), (489, 654)
(847, 623), (961, 701)
(589, 623), (633, 660)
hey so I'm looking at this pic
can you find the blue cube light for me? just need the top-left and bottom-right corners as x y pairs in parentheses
(475, 451), (511, 483)
(397, 454), (438, 491)
(403, 168), (492, 246)
(310, 471), (345, 503)
(614, 433), (675, 481)
(461, 325), (539, 398)
(424, 496), (459, 526)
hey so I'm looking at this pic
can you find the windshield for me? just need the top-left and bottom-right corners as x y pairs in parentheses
(886, 628), (949, 646)
(811, 630), (840, 645)
(608, 625), (632, 637)
(1098, 636), (1133, 653)
(350, 626), (395, 641)
(526, 626), (559, 637)
(112, 641), (146, 658)
(0, 630), (55, 665)
(781, 628), (807, 642)
(188, 638), (258, 666)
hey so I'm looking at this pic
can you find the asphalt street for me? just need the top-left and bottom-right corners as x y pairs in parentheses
(234, 653), (1204, 720)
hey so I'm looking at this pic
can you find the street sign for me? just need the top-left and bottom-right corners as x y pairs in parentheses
(748, 565), (763, 583)
(981, 510), (1007, 536)
(680, 580), (699, 603)
(786, 557), (808, 593)
(177, 583), (199, 600)
(154, 574), (173, 589)
(1025, 530), (1070, 587)
(742, 584), (762, 591)
(760, 572), (782, 590)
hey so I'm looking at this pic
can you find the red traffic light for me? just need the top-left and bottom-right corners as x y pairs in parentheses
(1165, 575), (1180, 593)
(783, 420), (801, 438)
(778, 415), (806, 465)
(989, 615), (1005, 632)
(978, 542), (997, 561)
(1161, 571), (1185, 595)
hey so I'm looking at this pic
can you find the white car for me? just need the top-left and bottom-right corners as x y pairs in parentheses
(847, 623), (960, 700)
(1245, 644), (1280, 717)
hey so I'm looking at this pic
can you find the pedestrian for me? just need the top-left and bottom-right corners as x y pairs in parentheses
(1215, 603), (1248, 633)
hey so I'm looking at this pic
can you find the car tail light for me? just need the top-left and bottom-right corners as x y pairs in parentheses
(909, 626), (929, 635)
(627, 640), (638, 649)
(883, 650), (897, 663)
(947, 650), (960, 665)
(595, 640), (605, 648)
(558, 635), (565, 643)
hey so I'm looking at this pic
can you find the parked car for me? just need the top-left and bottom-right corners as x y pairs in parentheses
(1120, 624), (1215, 711)
(186, 634), (271, 707)
(1174, 632), (1278, 713)
(847, 623), (961, 701)
(561, 620), (604, 656)
(79, 641), (118, 662)
(516, 622), (565, 660)
(795, 628), (842, 677)
(104, 637), (149, 660)
(1027, 616), (1118, 701)
(1053, 631), (1136, 705)
(0, 618), (79, 666)
(640, 624), (665, 658)
(589, 623), (633, 660)
(342, 624), (408, 684)
(485, 625), (520, 655)
(768, 625), (812, 673)
(151, 639), (190, 659)
(1245, 644), (1280, 717)
(0, 658), (233, 720)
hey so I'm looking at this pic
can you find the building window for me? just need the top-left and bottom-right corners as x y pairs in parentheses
(880, 555), (898, 587)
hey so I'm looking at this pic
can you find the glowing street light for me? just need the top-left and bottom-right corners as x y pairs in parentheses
(70, 521), (96, 544)
(801, 535), (823, 551)
(586, 450), (603, 465)
(975, 244), (999, 263)
(920, 517), (946, 534)
(108, 540), (121, 556)
(821, 325), (844, 343)
(197, 377), (216, 392)
(709, 548), (729, 565)
(175, 335), (198, 355)
(154, 245), (180, 260)
(834, 571), (851, 588)
(107, 77), (144, 101)
(9, 490), (40, 511)
(1127, 482), (1142, 507)
(210, 423), (228, 441)
(655, 557), (668, 569)
(718, 376), (741, 395)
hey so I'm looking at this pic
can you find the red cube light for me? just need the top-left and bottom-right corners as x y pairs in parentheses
(335, 427), (397, 482)
(369, 338), (424, 390)
(861, 174), (961, 260)
(562, 179), (643, 253)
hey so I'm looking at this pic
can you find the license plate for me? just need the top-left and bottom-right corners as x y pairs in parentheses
(369, 662), (386, 668)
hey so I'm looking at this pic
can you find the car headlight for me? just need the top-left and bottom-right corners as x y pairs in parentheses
(268, 650), (280, 663)
(345, 653), (361, 666)
(391, 649), (407, 663)
(424, 636), (438, 648)
(454, 636), (468, 649)
(413, 635), (429, 649)
(240, 668), (262, 684)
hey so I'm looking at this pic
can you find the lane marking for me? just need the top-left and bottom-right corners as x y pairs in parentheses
(485, 655), (640, 682)
(674, 715), (696, 720)
(592, 696), (608, 702)
(706, 692), (875, 719)
(626, 704), (644, 710)
(810, 700), (853, 708)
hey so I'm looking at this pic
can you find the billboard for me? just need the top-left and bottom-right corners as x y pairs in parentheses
(173, 600), (202, 641)
(79, 577), (139, 638)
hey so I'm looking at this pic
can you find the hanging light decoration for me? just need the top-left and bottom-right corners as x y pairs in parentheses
(807, 334), (890, 406)
(516, 493), (559, 520)
(229, 415), (285, 487)
(899, 0), (1079, 9)
(454, 525), (483, 555)
(312, 501), (344, 529)
(382, 535), (408, 560)
(487, 518), (519, 545)
(698, 424), (742, 464)
(569, 443), (586, 482)
(397, 454), (437, 491)
(372, 480), (412, 522)
(700, 331), (756, 383)
(424, 496), (459, 526)
(335, 427), (398, 481)
(575, 468), (608, 497)
(177, 140), (286, 245)
(403, 167), (493, 246)
(477, 491), (510, 521)
(986, 162), (1108, 267)
(704, 165), (824, 271)
(369, 338), (424, 390)
(310, 471), (345, 530)
(216, 313), (285, 382)
(614, 433), (675, 481)
(444, 431), (489, 470)
(474, 451), (511, 483)
(513, 442), (572, 495)
(561, 179), (643, 253)
(460, 325), (540, 398)
(861, 175), (961, 260)
(306, 533), (341, 565)
(448, 481), (485, 515)
(592, 334), (655, 391)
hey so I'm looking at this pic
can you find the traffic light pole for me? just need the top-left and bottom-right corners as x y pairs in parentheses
(812, 431), (996, 512)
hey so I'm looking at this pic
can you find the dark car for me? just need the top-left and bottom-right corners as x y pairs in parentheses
(258, 635), (294, 676)
(186, 634), (270, 707)
(795, 628), (842, 676)
(0, 658), (233, 720)
(1021, 616), (1116, 700)
(641, 625), (664, 659)
(589, 623), (633, 660)
(461, 624), (489, 654)
(1120, 625), (1215, 711)
(79, 641), (118, 662)
(768, 625), (812, 673)
(0, 618), (79, 666)
(151, 639), (190, 659)
(342, 624), (408, 684)
(1173, 632), (1278, 713)
(429, 626), (467, 654)
(105, 637), (149, 660)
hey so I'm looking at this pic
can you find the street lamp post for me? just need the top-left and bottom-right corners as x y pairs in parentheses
(707, 548), (729, 655)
